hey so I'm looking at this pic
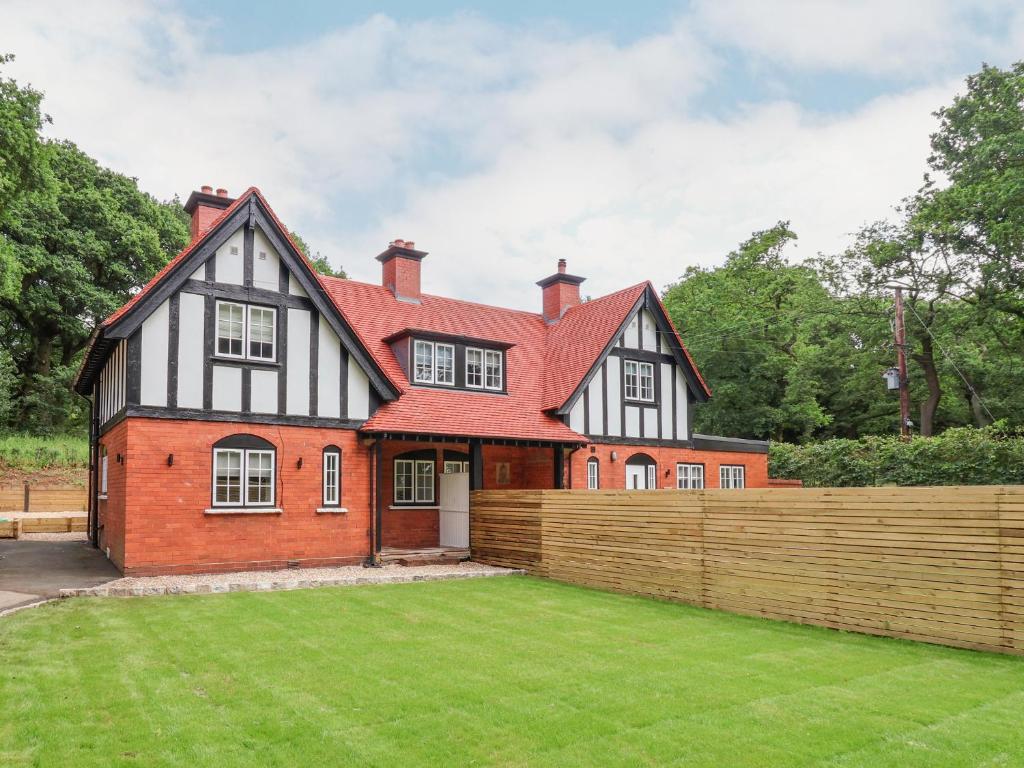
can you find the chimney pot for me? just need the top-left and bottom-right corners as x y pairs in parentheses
(201, 185), (213, 194)
(405, 241), (415, 249)
(216, 188), (228, 198)
(557, 258), (567, 274)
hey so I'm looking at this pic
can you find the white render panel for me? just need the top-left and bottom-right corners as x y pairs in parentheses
(675, 369), (688, 439)
(660, 362), (673, 439)
(289, 273), (308, 297)
(212, 365), (242, 411)
(587, 370), (604, 435)
(140, 298), (169, 407)
(569, 398), (585, 433)
(176, 292), (205, 408)
(252, 227), (281, 291)
(347, 358), (369, 420)
(189, 265), (205, 281)
(622, 314), (640, 349)
(605, 356), (621, 436)
(624, 405), (640, 438)
(250, 369), (278, 414)
(643, 407), (658, 438)
(641, 309), (657, 350)
(97, 340), (127, 423)
(214, 227), (245, 285)
(317, 315), (341, 418)
(286, 308), (311, 415)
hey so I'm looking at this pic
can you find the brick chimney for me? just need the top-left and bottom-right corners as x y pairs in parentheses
(537, 258), (585, 323)
(183, 185), (235, 240)
(376, 239), (428, 303)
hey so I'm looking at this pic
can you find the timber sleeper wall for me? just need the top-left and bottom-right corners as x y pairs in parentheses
(470, 487), (1024, 655)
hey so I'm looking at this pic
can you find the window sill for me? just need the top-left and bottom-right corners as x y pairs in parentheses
(316, 507), (348, 514)
(98, 494), (109, 500)
(209, 356), (280, 368)
(388, 505), (439, 511)
(204, 507), (282, 515)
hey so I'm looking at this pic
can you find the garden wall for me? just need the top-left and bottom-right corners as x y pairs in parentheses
(471, 487), (1024, 655)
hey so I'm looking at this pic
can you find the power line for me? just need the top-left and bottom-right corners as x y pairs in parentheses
(904, 301), (997, 423)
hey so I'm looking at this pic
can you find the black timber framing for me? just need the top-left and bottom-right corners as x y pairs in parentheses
(166, 292), (180, 408)
(308, 309), (319, 416)
(109, 405), (366, 432)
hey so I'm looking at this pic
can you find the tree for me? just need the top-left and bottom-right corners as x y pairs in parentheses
(290, 231), (347, 279)
(0, 140), (189, 433)
(0, 53), (49, 300)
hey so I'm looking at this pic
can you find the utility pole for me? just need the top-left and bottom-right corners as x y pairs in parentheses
(893, 286), (911, 439)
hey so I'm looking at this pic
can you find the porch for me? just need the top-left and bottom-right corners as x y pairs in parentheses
(367, 433), (583, 561)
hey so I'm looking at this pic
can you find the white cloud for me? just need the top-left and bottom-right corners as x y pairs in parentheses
(0, 1), (1008, 310)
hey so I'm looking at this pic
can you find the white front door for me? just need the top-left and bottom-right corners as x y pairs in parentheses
(439, 471), (470, 547)
(626, 464), (647, 489)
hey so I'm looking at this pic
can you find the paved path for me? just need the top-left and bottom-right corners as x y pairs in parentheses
(0, 539), (119, 611)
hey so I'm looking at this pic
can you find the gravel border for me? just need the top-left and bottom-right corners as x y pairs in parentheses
(59, 562), (523, 599)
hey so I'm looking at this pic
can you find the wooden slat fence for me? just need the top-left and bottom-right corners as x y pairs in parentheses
(0, 486), (87, 513)
(471, 487), (1024, 655)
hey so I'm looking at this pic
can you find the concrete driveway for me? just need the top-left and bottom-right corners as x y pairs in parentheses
(0, 539), (120, 612)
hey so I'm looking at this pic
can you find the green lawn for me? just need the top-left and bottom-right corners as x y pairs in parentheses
(2, 577), (1023, 767)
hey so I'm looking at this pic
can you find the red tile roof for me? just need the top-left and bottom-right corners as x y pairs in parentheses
(320, 278), (583, 442)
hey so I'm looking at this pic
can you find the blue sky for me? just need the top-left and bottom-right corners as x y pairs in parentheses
(6, 0), (1024, 309)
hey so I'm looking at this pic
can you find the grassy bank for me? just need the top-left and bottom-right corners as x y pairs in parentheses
(0, 433), (88, 470)
(3, 576), (1023, 767)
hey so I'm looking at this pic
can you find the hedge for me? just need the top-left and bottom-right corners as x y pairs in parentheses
(769, 425), (1024, 487)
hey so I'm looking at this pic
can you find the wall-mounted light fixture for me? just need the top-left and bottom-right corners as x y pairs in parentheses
(297, 457), (303, 469)
(167, 454), (174, 467)
(590, 445), (596, 454)
(610, 451), (618, 462)
(116, 453), (123, 464)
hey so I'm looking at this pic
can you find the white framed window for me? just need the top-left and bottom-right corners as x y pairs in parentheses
(625, 360), (654, 402)
(435, 343), (455, 385)
(646, 463), (657, 489)
(677, 463), (704, 489)
(444, 460), (469, 474)
(323, 448), (341, 506)
(213, 446), (276, 507)
(720, 465), (745, 489)
(216, 301), (245, 358)
(247, 306), (276, 361)
(216, 301), (275, 361)
(100, 448), (108, 495)
(413, 340), (434, 383)
(484, 350), (503, 390)
(466, 348), (484, 388)
(587, 458), (599, 490)
(395, 458), (435, 504)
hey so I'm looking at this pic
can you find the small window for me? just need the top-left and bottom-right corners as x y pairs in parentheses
(247, 306), (276, 360)
(216, 301), (245, 357)
(677, 463), (704, 489)
(587, 458), (599, 490)
(720, 465), (745, 489)
(625, 360), (654, 402)
(413, 340), (434, 384)
(444, 460), (469, 474)
(394, 457), (435, 504)
(323, 447), (341, 506)
(484, 350), (503, 390)
(646, 464), (657, 490)
(212, 435), (276, 507)
(466, 348), (483, 388)
(435, 343), (455, 385)
(100, 448), (109, 495)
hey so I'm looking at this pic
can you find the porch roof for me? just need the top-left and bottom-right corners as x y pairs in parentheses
(361, 429), (585, 448)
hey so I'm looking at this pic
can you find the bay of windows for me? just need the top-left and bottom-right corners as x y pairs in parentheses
(216, 301), (276, 362)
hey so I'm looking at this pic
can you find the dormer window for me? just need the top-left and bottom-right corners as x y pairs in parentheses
(413, 340), (455, 385)
(216, 301), (276, 362)
(466, 347), (502, 391)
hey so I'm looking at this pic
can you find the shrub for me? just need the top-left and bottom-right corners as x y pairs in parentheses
(769, 424), (1024, 487)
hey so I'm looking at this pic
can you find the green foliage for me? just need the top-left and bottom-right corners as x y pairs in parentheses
(770, 424), (1024, 486)
(0, 431), (88, 469)
(290, 230), (347, 278)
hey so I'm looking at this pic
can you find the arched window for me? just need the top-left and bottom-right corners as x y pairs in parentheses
(323, 445), (342, 506)
(586, 457), (600, 489)
(625, 453), (657, 490)
(212, 434), (276, 507)
(393, 449), (436, 505)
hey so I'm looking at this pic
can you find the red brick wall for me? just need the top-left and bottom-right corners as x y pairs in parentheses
(381, 255), (421, 302)
(97, 419), (129, 570)
(568, 443), (769, 490)
(117, 418), (372, 575)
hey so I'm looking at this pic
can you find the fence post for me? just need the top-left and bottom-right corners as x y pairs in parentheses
(23, 481), (30, 514)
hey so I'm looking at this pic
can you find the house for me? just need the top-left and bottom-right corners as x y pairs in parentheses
(74, 186), (769, 575)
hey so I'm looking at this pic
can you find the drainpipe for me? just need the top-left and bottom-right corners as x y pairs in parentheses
(87, 384), (100, 547)
(364, 437), (383, 567)
(566, 444), (583, 489)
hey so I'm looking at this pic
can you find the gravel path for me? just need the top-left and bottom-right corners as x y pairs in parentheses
(60, 561), (522, 598)
(19, 532), (88, 541)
